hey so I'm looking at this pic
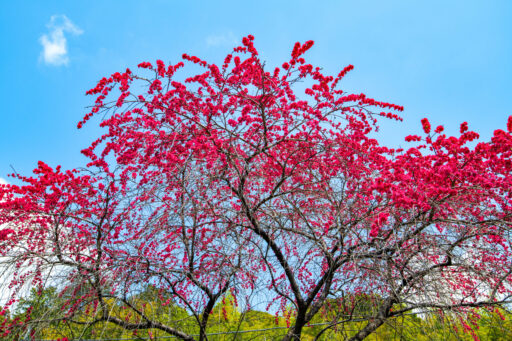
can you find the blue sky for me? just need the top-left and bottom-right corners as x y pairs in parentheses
(1, 0), (511, 183)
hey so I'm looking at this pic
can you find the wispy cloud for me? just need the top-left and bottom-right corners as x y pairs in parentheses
(206, 32), (238, 47)
(39, 15), (83, 66)
(0, 177), (8, 185)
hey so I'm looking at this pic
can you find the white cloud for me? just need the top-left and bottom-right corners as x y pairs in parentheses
(39, 15), (83, 66)
(206, 32), (238, 47)
(0, 178), (8, 186)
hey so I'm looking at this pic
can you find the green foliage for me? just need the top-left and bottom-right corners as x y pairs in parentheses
(10, 287), (512, 340)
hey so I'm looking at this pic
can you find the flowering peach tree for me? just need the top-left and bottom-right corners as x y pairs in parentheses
(1, 36), (512, 340)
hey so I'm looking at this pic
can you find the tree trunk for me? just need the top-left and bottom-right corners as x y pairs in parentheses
(348, 318), (386, 341)
(348, 298), (394, 341)
(282, 323), (305, 341)
(282, 310), (308, 341)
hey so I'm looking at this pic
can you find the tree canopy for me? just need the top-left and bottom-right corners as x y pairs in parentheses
(1, 36), (512, 340)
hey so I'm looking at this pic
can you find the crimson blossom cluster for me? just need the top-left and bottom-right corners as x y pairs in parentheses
(1, 36), (512, 341)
